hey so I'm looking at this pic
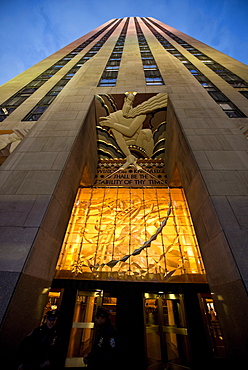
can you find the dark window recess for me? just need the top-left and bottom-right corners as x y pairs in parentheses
(107, 60), (120, 66)
(27, 80), (45, 88)
(218, 103), (245, 118)
(239, 91), (248, 99)
(144, 70), (161, 78)
(0, 107), (16, 121)
(22, 88), (39, 94)
(208, 91), (229, 102)
(101, 71), (118, 80)
(3, 96), (26, 106)
(194, 75), (208, 82)
(47, 86), (64, 96)
(22, 95), (56, 121)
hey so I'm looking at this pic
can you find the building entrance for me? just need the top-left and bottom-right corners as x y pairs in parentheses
(49, 280), (221, 369)
(63, 290), (117, 367)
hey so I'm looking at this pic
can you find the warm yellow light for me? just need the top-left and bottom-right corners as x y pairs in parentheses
(56, 187), (206, 282)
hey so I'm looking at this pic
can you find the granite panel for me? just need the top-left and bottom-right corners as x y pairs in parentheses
(202, 170), (248, 196)
(38, 195), (66, 242)
(0, 170), (28, 194)
(227, 196), (248, 229)
(42, 136), (75, 152)
(14, 137), (47, 153)
(24, 195), (52, 227)
(195, 197), (222, 242)
(187, 135), (223, 151)
(9, 152), (58, 171)
(211, 196), (241, 231)
(0, 226), (38, 271)
(16, 170), (61, 195)
(217, 134), (248, 151)
(224, 230), (248, 281)
(51, 151), (70, 171)
(185, 171), (209, 217)
(0, 271), (20, 323)
(193, 151), (212, 170)
(205, 151), (248, 170)
(0, 194), (37, 226)
(201, 231), (240, 285)
(23, 228), (62, 280)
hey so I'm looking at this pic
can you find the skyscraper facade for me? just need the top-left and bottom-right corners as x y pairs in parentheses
(0, 17), (248, 369)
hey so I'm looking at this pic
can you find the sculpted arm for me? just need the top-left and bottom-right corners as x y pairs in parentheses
(100, 114), (146, 137)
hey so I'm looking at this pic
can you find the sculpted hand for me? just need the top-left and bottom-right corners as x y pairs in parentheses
(99, 115), (115, 128)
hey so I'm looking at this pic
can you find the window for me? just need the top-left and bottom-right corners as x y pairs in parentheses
(218, 102), (245, 118)
(208, 91), (229, 102)
(47, 86), (64, 96)
(22, 95), (56, 121)
(0, 107), (16, 121)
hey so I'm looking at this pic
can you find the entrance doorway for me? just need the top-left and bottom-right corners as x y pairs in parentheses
(65, 290), (117, 368)
(144, 293), (190, 370)
(63, 289), (191, 369)
(50, 280), (220, 369)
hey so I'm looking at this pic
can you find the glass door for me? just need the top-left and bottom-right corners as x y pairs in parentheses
(65, 290), (117, 368)
(199, 294), (226, 359)
(144, 293), (190, 370)
(145, 294), (164, 370)
(65, 290), (101, 368)
(161, 294), (190, 368)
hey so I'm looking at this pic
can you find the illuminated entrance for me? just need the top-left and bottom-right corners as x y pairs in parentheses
(52, 92), (221, 368)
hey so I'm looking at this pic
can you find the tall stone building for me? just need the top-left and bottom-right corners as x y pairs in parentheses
(0, 17), (248, 369)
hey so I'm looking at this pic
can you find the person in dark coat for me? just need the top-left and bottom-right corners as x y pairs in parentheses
(17, 310), (61, 370)
(84, 307), (118, 370)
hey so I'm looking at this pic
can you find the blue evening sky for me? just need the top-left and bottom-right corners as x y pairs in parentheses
(0, 0), (247, 86)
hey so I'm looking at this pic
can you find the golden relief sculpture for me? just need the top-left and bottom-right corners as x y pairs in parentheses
(99, 92), (168, 169)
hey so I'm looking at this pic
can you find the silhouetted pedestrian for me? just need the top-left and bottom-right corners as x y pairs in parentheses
(17, 310), (61, 370)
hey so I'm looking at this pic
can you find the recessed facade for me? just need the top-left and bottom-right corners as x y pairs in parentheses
(0, 17), (248, 369)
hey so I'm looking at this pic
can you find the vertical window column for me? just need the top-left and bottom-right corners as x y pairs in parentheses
(134, 18), (164, 86)
(98, 18), (130, 87)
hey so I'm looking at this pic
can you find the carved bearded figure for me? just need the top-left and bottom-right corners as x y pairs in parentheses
(99, 92), (167, 168)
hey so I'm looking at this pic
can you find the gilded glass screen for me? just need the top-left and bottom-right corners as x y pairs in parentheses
(56, 187), (206, 282)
